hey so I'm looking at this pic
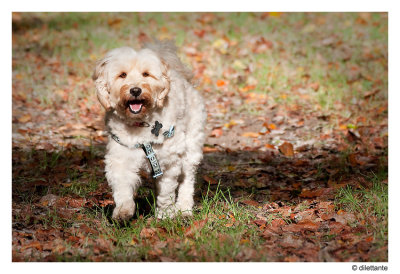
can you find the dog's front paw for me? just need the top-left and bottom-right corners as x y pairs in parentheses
(176, 200), (193, 217)
(178, 209), (193, 217)
(112, 200), (135, 221)
(155, 207), (177, 219)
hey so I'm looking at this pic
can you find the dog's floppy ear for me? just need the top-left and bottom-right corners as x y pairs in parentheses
(92, 59), (112, 111)
(156, 62), (171, 108)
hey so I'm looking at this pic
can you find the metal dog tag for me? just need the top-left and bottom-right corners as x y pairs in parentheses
(151, 121), (163, 137)
(163, 125), (175, 138)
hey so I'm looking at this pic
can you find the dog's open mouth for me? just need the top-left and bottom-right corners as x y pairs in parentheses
(128, 100), (145, 114)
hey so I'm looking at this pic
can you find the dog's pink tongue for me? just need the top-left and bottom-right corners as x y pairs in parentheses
(130, 103), (142, 112)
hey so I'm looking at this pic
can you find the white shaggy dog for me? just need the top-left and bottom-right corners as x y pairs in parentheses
(92, 40), (206, 220)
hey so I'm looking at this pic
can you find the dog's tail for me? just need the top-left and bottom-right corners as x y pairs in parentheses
(144, 39), (194, 83)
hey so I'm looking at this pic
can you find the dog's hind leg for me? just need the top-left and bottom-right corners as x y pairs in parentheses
(176, 138), (205, 216)
(176, 94), (206, 216)
(176, 163), (196, 216)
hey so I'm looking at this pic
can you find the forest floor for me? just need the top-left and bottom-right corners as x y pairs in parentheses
(12, 12), (388, 262)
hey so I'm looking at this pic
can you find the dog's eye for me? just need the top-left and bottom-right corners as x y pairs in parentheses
(119, 72), (127, 78)
(142, 72), (150, 77)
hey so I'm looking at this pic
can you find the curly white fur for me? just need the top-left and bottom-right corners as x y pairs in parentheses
(93, 40), (206, 220)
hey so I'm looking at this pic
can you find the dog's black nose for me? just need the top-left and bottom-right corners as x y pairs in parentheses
(130, 87), (142, 97)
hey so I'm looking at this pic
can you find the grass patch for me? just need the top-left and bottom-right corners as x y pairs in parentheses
(80, 184), (265, 261)
(335, 171), (388, 244)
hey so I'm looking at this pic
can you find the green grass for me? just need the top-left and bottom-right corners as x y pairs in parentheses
(60, 175), (100, 197)
(39, 150), (63, 170)
(335, 170), (388, 244)
(72, 183), (266, 261)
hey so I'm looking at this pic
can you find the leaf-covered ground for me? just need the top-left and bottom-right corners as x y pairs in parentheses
(12, 12), (388, 262)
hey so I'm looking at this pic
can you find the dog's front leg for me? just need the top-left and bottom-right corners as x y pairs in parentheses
(106, 162), (140, 221)
(111, 185), (136, 221)
(155, 164), (181, 219)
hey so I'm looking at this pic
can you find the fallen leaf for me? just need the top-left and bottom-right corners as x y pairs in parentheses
(193, 29), (206, 38)
(160, 256), (175, 262)
(67, 235), (80, 244)
(212, 39), (229, 54)
(264, 144), (276, 149)
(334, 212), (356, 225)
(268, 12), (282, 17)
(252, 37), (273, 53)
(140, 228), (157, 239)
(21, 241), (42, 251)
(284, 255), (300, 262)
(148, 248), (163, 258)
(373, 137), (384, 149)
(253, 219), (267, 226)
(99, 199), (114, 207)
(39, 194), (59, 207)
(130, 238), (138, 245)
(94, 237), (113, 252)
(327, 179), (348, 189)
(18, 114), (31, 123)
(107, 18), (122, 27)
(239, 85), (256, 92)
(337, 209), (345, 215)
(263, 218), (286, 234)
(377, 105), (387, 113)
(339, 124), (348, 130)
(185, 218), (208, 237)
(233, 60), (246, 70)
(282, 220), (320, 232)
(293, 159), (309, 166)
(241, 200), (259, 207)
(241, 132), (259, 138)
(75, 225), (96, 236)
(365, 236), (374, 242)
(259, 126), (269, 135)
(279, 142), (294, 157)
(280, 234), (303, 248)
(54, 89), (68, 101)
(302, 23), (316, 33)
(364, 89), (380, 99)
(348, 153), (366, 166)
(309, 82), (320, 91)
(216, 79), (227, 87)
(203, 146), (219, 153)
(210, 128), (223, 138)
(224, 120), (238, 129)
(235, 247), (258, 261)
(203, 175), (218, 185)
(68, 198), (86, 208)
(299, 188), (334, 198)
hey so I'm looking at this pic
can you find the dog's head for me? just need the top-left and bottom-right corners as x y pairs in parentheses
(92, 46), (170, 120)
